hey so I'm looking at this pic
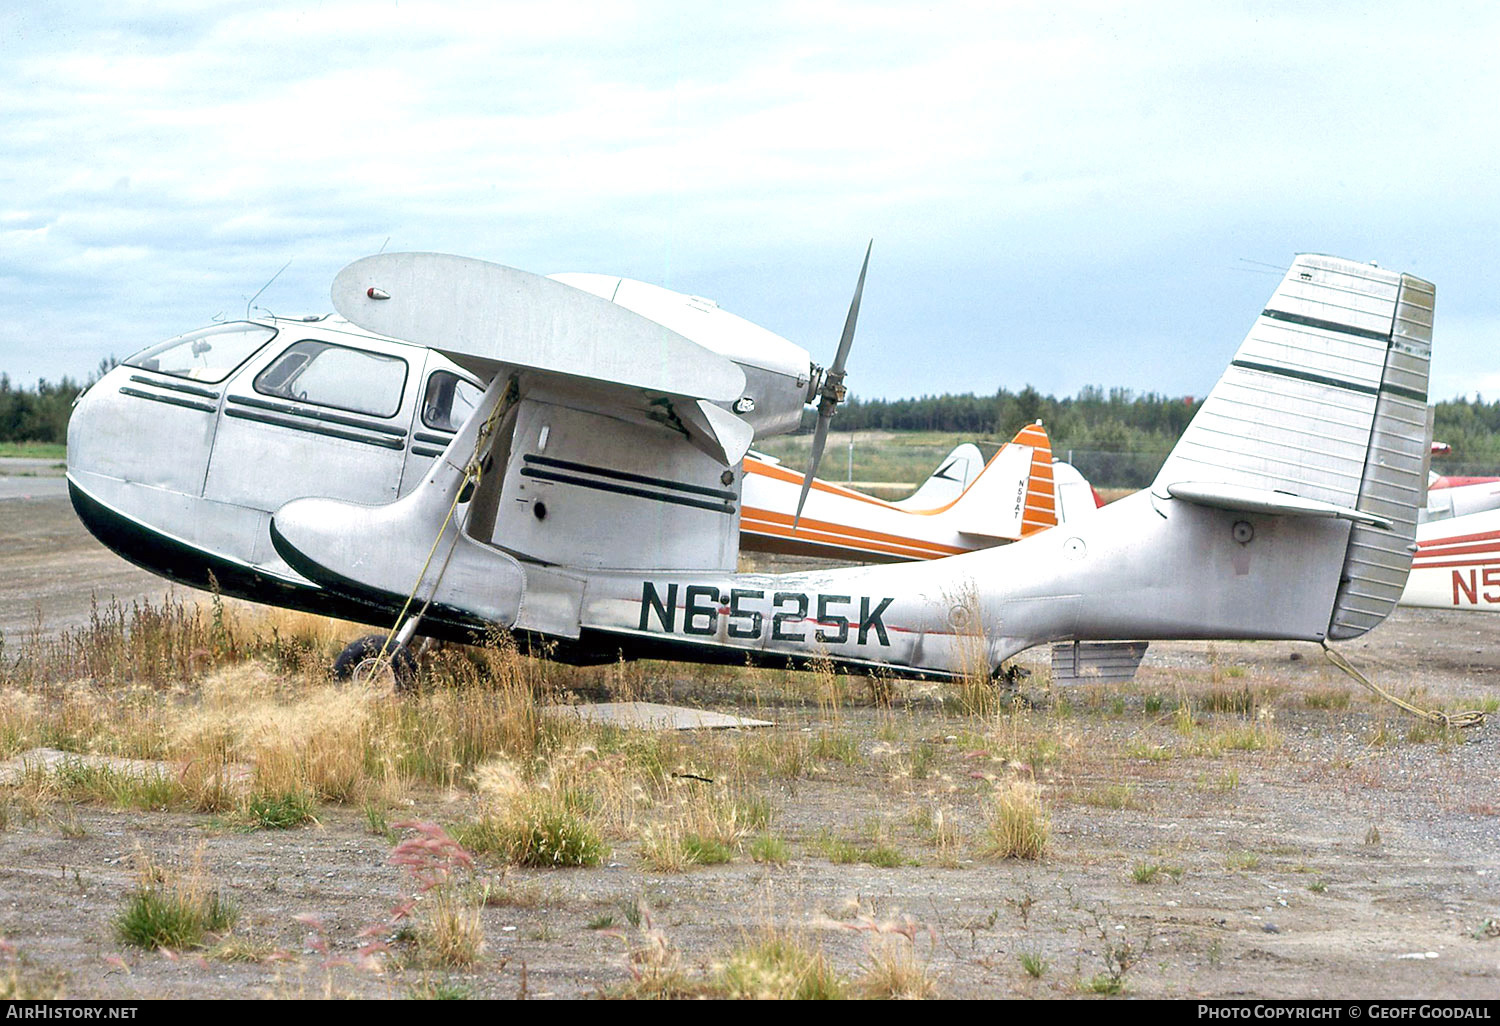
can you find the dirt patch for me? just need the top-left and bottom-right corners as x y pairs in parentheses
(0, 494), (175, 644)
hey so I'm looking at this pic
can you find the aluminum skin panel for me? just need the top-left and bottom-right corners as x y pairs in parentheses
(1050, 641), (1150, 685)
(490, 396), (741, 572)
(67, 368), (219, 499)
(551, 273), (811, 438)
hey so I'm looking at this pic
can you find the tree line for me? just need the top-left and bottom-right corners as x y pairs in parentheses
(0, 375), (87, 445)
(830, 387), (1500, 485)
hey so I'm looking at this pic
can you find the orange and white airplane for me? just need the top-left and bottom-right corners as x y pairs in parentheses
(1402, 509), (1500, 610)
(739, 422), (1097, 563)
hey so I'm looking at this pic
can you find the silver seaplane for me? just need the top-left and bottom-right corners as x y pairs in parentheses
(67, 251), (1434, 686)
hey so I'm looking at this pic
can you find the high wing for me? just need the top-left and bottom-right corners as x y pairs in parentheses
(331, 253), (757, 467)
(271, 252), (811, 640)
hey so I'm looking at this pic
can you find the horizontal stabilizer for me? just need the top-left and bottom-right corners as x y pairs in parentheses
(332, 253), (746, 403)
(1050, 641), (1149, 685)
(1166, 481), (1392, 529)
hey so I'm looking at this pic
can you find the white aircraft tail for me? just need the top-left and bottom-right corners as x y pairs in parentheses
(935, 422), (1059, 540)
(1152, 254), (1434, 640)
(1052, 460), (1100, 523)
(892, 443), (983, 510)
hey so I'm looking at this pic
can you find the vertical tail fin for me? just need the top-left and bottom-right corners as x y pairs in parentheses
(1152, 254), (1434, 640)
(940, 422), (1057, 539)
(893, 443), (984, 510)
(1011, 422), (1059, 536)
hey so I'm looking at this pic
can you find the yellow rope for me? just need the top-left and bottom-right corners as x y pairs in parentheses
(1321, 642), (1486, 730)
(367, 377), (517, 683)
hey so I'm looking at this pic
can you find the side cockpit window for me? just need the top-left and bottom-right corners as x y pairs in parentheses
(421, 371), (483, 432)
(254, 339), (408, 418)
(125, 323), (276, 384)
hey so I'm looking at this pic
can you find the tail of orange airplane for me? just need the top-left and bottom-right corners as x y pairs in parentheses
(927, 421), (1058, 540)
(1010, 422), (1059, 537)
(891, 443), (983, 510)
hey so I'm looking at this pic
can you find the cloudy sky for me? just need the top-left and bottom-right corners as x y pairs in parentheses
(3, 1), (1497, 402)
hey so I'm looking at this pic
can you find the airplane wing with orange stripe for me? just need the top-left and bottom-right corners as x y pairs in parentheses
(740, 422), (1062, 562)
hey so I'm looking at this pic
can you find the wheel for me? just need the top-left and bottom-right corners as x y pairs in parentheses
(332, 633), (419, 693)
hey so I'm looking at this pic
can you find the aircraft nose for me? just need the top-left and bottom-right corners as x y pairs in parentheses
(65, 379), (107, 479)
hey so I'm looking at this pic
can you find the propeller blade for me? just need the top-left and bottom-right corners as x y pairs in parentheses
(830, 240), (872, 379)
(792, 240), (872, 529)
(793, 413), (831, 530)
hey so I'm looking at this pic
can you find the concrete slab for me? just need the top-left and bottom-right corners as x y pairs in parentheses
(543, 701), (773, 731)
(0, 747), (253, 787)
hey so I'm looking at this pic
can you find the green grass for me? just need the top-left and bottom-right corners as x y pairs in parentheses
(816, 832), (913, 867)
(51, 761), (186, 811)
(719, 932), (847, 1000)
(1075, 784), (1143, 810)
(1127, 742), (1174, 763)
(735, 796), (774, 832)
(115, 886), (237, 950)
(1302, 687), (1352, 710)
(454, 794), (607, 867)
(1130, 862), (1183, 884)
(809, 731), (861, 765)
(680, 833), (734, 865)
(749, 832), (790, 866)
(1209, 723), (1282, 752)
(0, 442), (66, 459)
(1225, 851), (1261, 871)
(1200, 769), (1240, 792)
(1084, 973), (1124, 995)
(246, 790), (315, 830)
(1018, 949), (1048, 978)
(1201, 685), (1256, 715)
(407, 977), (475, 1000)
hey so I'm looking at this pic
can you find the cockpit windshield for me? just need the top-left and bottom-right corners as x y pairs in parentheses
(125, 323), (277, 384)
